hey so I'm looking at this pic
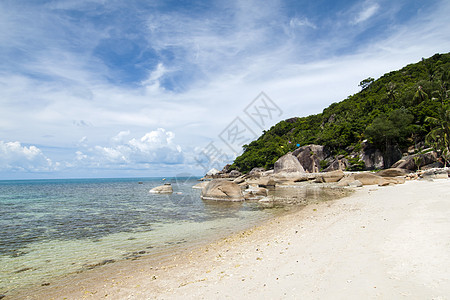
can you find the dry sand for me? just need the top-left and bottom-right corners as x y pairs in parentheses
(10, 179), (450, 299)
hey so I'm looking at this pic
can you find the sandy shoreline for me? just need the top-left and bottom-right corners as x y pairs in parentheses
(8, 179), (450, 299)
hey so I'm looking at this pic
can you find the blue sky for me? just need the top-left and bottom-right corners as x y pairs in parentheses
(1, 0), (449, 179)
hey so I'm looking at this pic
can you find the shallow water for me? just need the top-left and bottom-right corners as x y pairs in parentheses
(0, 177), (347, 294)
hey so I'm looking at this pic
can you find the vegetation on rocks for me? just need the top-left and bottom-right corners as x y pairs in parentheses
(231, 53), (450, 173)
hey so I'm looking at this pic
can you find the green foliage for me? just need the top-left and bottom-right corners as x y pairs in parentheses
(231, 53), (450, 173)
(319, 160), (328, 171)
(359, 77), (375, 90)
(365, 108), (414, 150)
(425, 103), (450, 166)
(346, 157), (366, 171)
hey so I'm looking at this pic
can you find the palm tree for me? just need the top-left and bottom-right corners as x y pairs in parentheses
(426, 103), (450, 166)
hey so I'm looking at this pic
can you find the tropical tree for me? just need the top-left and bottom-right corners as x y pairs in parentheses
(425, 104), (450, 166)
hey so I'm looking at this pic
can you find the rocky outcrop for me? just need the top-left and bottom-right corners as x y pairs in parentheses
(246, 177), (276, 188)
(323, 157), (349, 172)
(192, 181), (209, 189)
(229, 170), (242, 177)
(221, 164), (232, 173)
(243, 186), (269, 200)
(315, 170), (345, 183)
(206, 168), (221, 176)
(274, 153), (305, 173)
(201, 180), (244, 201)
(248, 167), (266, 176)
(420, 168), (449, 180)
(391, 151), (438, 170)
(376, 168), (410, 177)
(360, 141), (384, 170)
(272, 171), (310, 184)
(354, 173), (386, 185)
(149, 183), (173, 194)
(292, 144), (329, 173)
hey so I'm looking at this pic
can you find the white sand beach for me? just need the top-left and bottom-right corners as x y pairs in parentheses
(12, 179), (450, 299)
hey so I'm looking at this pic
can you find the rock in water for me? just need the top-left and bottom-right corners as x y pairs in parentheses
(192, 181), (209, 190)
(201, 180), (244, 201)
(274, 153), (305, 173)
(149, 183), (173, 194)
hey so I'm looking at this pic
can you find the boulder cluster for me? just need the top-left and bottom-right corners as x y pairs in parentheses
(199, 144), (449, 202)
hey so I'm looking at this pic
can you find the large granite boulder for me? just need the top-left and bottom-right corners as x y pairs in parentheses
(243, 186), (269, 200)
(323, 158), (349, 172)
(421, 168), (449, 180)
(206, 168), (221, 176)
(246, 177), (276, 188)
(272, 171), (310, 184)
(391, 151), (438, 170)
(354, 173), (386, 185)
(274, 153), (305, 173)
(360, 141), (384, 170)
(149, 183), (173, 194)
(376, 168), (409, 177)
(315, 170), (345, 183)
(229, 170), (242, 177)
(201, 180), (244, 201)
(192, 181), (209, 190)
(292, 144), (329, 173)
(248, 167), (266, 177)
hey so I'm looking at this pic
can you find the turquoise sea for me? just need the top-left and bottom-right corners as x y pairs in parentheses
(0, 177), (291, 294)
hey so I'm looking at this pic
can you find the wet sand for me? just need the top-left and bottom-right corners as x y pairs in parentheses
(7, 179), (450, 299)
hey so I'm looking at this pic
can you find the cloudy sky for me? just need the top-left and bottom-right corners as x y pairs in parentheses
(1, 0), (449, 179)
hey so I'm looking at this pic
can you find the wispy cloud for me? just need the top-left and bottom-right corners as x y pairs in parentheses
(289, 17), (317, 29)
(352, 2), (380, 25)
(0, 0), (449, 178)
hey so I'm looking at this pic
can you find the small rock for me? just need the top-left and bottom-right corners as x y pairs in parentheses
(348, 180), (363, 187)
(149, 183), (173, 194)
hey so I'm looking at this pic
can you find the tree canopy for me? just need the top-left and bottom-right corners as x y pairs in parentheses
(231, 53), (450, 173)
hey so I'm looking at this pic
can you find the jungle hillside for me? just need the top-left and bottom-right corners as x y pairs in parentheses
(231, 52), (450, 173)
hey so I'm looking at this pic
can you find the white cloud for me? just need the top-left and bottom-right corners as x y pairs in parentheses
(111, 131), (130, 144)
(289, 17), (317, 29)
(352, 2), (380, 25)
(77, 129), (184, 169)
(0, 141), (58, 172)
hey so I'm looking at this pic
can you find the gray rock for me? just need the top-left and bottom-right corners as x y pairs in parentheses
(233, 175), (246, 184)
(149, 183), (173, 194)
(246, 177), (276, 187)
(221, 164), (232, 173)
(323, 158), (349, 172)
(274, 153), (305, 173)
(244, 187), (269, 200)
(315, 170), (345, 183)
(391, 151), (438, 170)
(249, 167), (266, 176)
(206, 168), (221, 176)
(354, 173), (386, 186)
(229, 170), (242, 177)
(348, 180), (363, 188)
(376, 168), (409, 177)
(292, 144), (329, 173)
(272, 171), (309, 184)
(201, 180), (244, 201)
(421, 168), (449, 180)
(192, 181), (209, 190)
(360, 141), (384, 170)
(337, 175), (356, 186)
